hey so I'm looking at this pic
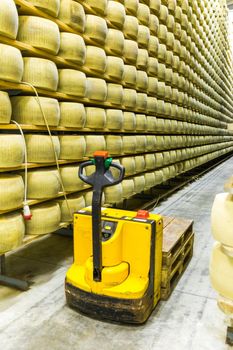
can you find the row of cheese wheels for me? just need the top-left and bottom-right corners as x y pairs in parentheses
(2, 139), (232, 211)
(1, 133), (233, 168)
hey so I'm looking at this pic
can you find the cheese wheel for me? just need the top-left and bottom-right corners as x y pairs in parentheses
(23, 57), (58, 91)
(83, 0), (107, 15)
(11, 96), (60, 126)
(211, 193), (233, 247)
(123, 112), (136, 131)
(120, 157), (136, 175)
(146, 135), (156, 151)
(147, 57), (158, 77)
(0, 91), (11, 124)
(147, 97), (157, 114)
(84, 15), (107, 45)
(104, 183), (123, 203)
(25, 202), (61, 235)
(84, 191), (105, 206)
(155, 153), (163, 167)
(137, 25), (150, 48)
(145, 172), (156, 189)
(122, 65), (137, 88)
(58, 69), (86, 97)
(147, 77), (158, 96)
(105, 29), (124, 56)
(0, 212), (25, 254)
(210, 242), (233, 300)
(148, 36), (159, 57)
(105, 135), (123, 155)
(0, 174), (24, 210)
(59, 135), (86, 160)
(135, 155), (146, 172)
(136, 93), (147, 112)
(60, 165), (86, 192)
(123, 40), (138, 64)
(0, 0), (18, 39)
(0, 44), (23, 83)
(134, 175), (146, 193)
(149, 14), (159, 35)
(145, 154), (156, 170)
(106, 1), (126, 29)
(59, 33), (86, 65)
(105, 56), (124, 82)
(125, 0), (139, 15)
(105, 109), (123, 130)
(123, 16), (139, 40)
(154, 170), (163, 184)
(136, 49), (149, 70)
(157, 24), (167, 44)
(26, 0), (60, 17)
(106, 84), (123, 106)
(147, 116), (156, 131)
(84, 46), (107, 74)
(136, 114), (146, 131)
(26, 169), (61, 199)
(58, 195), (85, 222)
(122, 89), (137, 109)
(59, 102), (86, 128)
(85, 135), (106, 157)
(58, 0), (85, 32)
(122, 136), (136, 154)
(86, 78), (107, 102)
(0, 135), (24, 167)
(136, 70), (148, 92)
(122, 179), (135, 198)
(85, 107), (106, 129)
(25, 134), (60, 163)
(137, 3), (150, 26)
(149, 0), (160, 14)
(136, 135), (146, 153)
(18, 16), (60, 55)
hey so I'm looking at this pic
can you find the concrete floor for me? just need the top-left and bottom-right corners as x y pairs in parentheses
(1, 157), (233, 350)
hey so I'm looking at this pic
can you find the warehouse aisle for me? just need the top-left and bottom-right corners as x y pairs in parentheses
(0, 157), (233, 350)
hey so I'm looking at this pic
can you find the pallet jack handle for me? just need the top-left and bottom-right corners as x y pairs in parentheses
(79, 151), (125, 282)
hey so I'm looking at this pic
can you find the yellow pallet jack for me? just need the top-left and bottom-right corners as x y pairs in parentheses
(65, 151), (163, 324)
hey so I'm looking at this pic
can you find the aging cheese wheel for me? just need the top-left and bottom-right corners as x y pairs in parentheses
(26, 169), (61, 199)
(134, 155), (146, 172)
(123, 40), (138, 64)
(104, 183), (123, 203)
(0, 0), (18, 39)
(144, 172), (156, 189)
(147, 97), (157, 114)
(84, 46), (107, 74)
(137, 25), (150, 48)
(85, 107), (106, 129)
(0, 91), (11, 124)
(136, 135), (147, 153)
(11, 96), (60, 126)
(135, 114), (147, 131)
(120, 157), (136, 175)
(59, 102), (86, 128)
(145, 154), (156, 170)
(147, 77), (158, 96)
(0, 44), (23, 83)
(105, 135), (123, 155)
(147, 116), (156, 131)
(18, 16), (60, 55)
(122, 136), (136, 154)
(58, 195), (85, 222)
(106, 1), (126, 29)
(60, 165), (87, 192)
(59, 33), (86, 65)
(137, 3), (150, 26)
(25, 135), (60, 163)
(134, 175), (146, 193)
(25, 202), (61, 235)
(0, 174), (24, 210)
(58, 69), (86, 97)
(122, 89), (137, 109)
(26, 0), (60, 17)
(136, 49), (149, 70)
(149, 14), (159, 35)
(84, 14), (108, 45)
(149, 0), (160, 15)
(85, 135), (106, 157)
(0, 212), (25, 254)
(148, 35), (159, 57)
(105, 29), (124, 56)
(23, 57), (58, 91)
(83, 0), (107, 16)
(154, 170), (163, 184)
(0, 135), (24, 167)
(136, 70), (148, 92)
(59, 135), (86, 160)
(136, 93), (147, 112)
(122, 179), (135, 198)
(106, 84), (123, 106)
(105, 56), (124, 82)
(123, 112), (136, 131)
(86, 78), (107, 102)
(105, 109), (123, 130)
(147, 57), (158, 77)
(123, 16), (139, 40)
(122, 65), (137, 88)
(146, 136), (156, 151)
(125, 0), (139, 15)
(58, 0), (85, 32)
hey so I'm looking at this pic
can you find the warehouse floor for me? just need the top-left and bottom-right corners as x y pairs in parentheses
(0, 157), (233, 350)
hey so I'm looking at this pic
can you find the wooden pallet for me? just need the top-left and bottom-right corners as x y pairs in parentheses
(161, 216), (194, 300)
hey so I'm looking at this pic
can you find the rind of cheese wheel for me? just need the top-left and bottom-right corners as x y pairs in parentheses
(137, 3), (150, 26)
(147, 116), (156, 131)
(137, 25), (150, 49)
(86, 78), (107, 102)
(0, 212), (25, 254)
(145, 154), (156, 170)
(148, 36), (159, 57)
(135, 114), (146, 131)
(58, 195), (85, 222)
(59, 102), (86, 128)
(136, 135), (147, 152)
(0, 91), (12, 124)
(136, 93), (147, 112)
(104, 183), (123, 203)
(144, 172), (156, 189)
(105, 29), (124, 56)
(210, 242), (233, 300)
(23, 57), (58, 91)
(123, 112), (136, 131)
(120, 157), (136, 175)
(155, 153), (163, 167)
(11, 96), (60, 126)
(146, 135), (156, 151)
(123, 40), (138, 64)
(105, 56), (124, 82)
(136, 70), (148, 92)
(136, 48), (149, 70)
(123, 15), (139, 40)
(0, 0), (18, 39)
(106, 1), (126, 29)
(60, 165), (87, 192)
(17, 16), (60, 55)
(211, 193), (233, 247)
(26, 169), (61, 199)
(84, 46), (107, 74)
(0, 44), (23, 83)
(122, 136), (136, 154)
(122, 65), (137, 88)
(0, 135), (24, 167)
(59, 135), (86, 160)
(25, 202), (61, 235)
(25, 134), (60, 163)
(105, 109), (123, 130)
(26, 0), (60, 17)
(85, 107), (106, 129)
(134, 155), (146, 173)
(124, 0), (139, 15)
(149, 14), (159, 35)
(58, 0), (85, 32)
(85, 135), (106, 157)
(154, 170), (163, 184)
(105, 135), (123, 155)
(134, 175), (146, 193)
(106, 84), (124, 106)
(58, 69), (87, 97)
(84, 14), (108, 45)
(83, 0), (107, 16)
(122, 179), (135, 198)
(59, 33), (86, 65)
(147, 56), (158, 76)
(0, 174), (24, 210)
(147, 96), (157, 114)
(122, 89), (137, 109)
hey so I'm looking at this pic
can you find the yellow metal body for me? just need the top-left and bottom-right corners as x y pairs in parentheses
(66, 207), (163, 307)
